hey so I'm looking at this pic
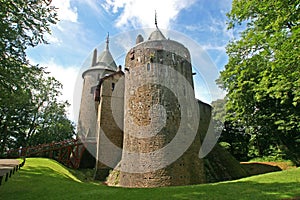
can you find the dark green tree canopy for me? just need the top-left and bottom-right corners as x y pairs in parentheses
(0, 0), (74, 156)
(0, 0), (57, 62)
(219, 0), (300, 164)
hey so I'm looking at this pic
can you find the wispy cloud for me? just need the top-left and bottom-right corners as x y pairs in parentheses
(81, 0), (102, 14)
(44, 33), (62, 45)
(185, 24), (206, 32)
(51, 0), (78, 23)
(29, 57), (81, 122)
(43, 0), (79, 46)
(28, 0), (97, 67)
(201, 43), (226, 52)
(101, 0), (197, 29)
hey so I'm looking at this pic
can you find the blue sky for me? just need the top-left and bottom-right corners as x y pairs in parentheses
(26, 0), (236, 122)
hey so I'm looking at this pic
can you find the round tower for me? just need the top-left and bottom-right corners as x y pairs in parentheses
(77, 34), (117, 140)
(118, 24), (203, 187)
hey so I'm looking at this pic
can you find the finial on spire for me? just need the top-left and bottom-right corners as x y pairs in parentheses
(106, 32), (109, 50)
(155, 10), (158, 28)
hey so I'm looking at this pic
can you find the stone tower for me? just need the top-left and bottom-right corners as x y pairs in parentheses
(118, 22), (205, 187)
(77, 34), (117, 159)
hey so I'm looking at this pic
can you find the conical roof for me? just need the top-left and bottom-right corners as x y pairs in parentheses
(92, 34), (117, 71)
(148, 28), (166, 40)
(95, 49), (117, 70)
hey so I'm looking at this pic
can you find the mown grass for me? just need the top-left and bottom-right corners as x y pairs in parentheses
(0, 158), (299, 200)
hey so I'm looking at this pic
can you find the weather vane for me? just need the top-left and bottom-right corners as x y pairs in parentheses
(106, 32), (109, 50)
(155, 10), (158, 28)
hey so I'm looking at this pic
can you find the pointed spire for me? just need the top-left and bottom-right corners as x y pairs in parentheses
(148, 11), (166, 40)
(93, 33), (117, 70)
(155, 10), (158, 28)
(106, 32), (109, 50)
(92, 48), (97, 66)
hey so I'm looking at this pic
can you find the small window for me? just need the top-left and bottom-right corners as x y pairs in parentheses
(172, 53), (175, 63)
(112, 83), (115, 91)
(147, 63), (151, 71)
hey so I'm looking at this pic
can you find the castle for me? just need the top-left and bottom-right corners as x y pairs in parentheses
(77, 22), (248, 187)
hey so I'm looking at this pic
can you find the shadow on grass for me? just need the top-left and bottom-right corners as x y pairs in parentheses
(68, 167), (96, 182)
(162, 181), (300, 200)
(241, 162), (282, 176)
(22, 166), (80, 181)
(1, 158), (299, 200)
(5, 168), (300, 200)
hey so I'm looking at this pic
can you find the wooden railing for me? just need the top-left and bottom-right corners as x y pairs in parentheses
(5, 139), (91, 169)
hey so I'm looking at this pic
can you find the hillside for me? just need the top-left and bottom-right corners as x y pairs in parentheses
(0, 158), (299, 200)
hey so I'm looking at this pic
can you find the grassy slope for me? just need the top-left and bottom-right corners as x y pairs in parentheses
(0, 158), (299, 200)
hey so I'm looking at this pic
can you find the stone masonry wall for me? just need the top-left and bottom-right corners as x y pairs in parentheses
(78, 69), (113, 139)
(78, 68), (115, 169)
(94, 72), (124, 180)
(118, 39), (205, 187)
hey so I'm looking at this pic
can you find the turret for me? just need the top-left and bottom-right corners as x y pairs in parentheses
(118, 16), (202, 187)
(77, 33), (118, 163)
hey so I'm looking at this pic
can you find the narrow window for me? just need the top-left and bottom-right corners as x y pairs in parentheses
(112, 83), (115, 91)
(147, 63), (151, 71)
(172, 53), (175, 64)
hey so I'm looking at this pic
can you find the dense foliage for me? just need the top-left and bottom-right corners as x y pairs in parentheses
(218, 0), (300, 164)
(0, 0), (75, 156)
(212, 99), (250, 161)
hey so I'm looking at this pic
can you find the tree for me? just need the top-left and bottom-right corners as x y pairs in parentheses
(212, 99), (251, 161)
(1, 0), (58, 92)
(0, 0), (75, 156)
(0, 63), (75, 155)
(219, 0), (300, 164)
(0, 0), (57, 60)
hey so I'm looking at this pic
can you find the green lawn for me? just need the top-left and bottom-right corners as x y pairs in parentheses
(0, 158), (299, 200)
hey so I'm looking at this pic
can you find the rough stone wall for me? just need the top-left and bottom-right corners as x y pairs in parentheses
(78, 68), (115, 169)
(196, 100), (249, 183)
(197, 100), (212, 141)
(126, 40), (194, 87)
(78, 69), (113, 139)
(94, 72), (124, 180)
(118, 39), (205, 187)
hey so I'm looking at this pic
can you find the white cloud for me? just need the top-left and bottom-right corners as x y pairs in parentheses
(102, 0), (197, 29)
(43, 0), (78, 45)
(51, 0), (78, 23)
(185, 24), (205, 32)
(201, 43), (226, 52)
(29, 58), (81, 122)
(81, 0), (102, 14)
(46, 61), (80, 122)
(44, 33), (62, 45)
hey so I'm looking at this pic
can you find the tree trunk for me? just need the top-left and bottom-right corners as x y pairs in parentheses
(0, 123), (8, 156)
